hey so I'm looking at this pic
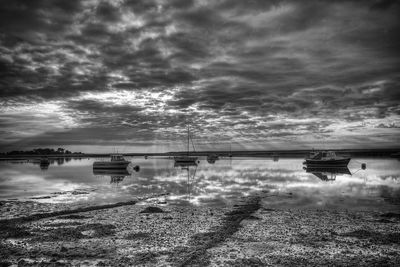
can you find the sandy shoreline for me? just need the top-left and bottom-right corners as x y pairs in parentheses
(1, 193), (399, 266)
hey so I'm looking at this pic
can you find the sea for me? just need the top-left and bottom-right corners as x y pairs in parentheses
(0, 157), (399, 212)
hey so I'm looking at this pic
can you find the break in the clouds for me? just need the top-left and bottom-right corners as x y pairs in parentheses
(0, 0), (399, 152)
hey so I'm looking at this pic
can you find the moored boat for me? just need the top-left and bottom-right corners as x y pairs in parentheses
(175, 156), (198, 164)
(174, 159), (198, 168)
(174, 125), (198, 165)
(93, 168), (131, 176)
(93, 154), (131, 169)
(206, 154), (219, 164)
(303, 151), (350, 167)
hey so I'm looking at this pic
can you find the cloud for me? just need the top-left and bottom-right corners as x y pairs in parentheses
(0, 0), (399, 151)
(376, 123), (399, 128)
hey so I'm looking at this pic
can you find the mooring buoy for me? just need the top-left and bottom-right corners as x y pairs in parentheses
(361, 163), (366, 170)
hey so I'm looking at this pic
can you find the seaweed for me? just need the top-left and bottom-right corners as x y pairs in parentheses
(139, 206), (164, 213)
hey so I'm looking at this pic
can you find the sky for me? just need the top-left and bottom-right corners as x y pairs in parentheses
(0, 0), (399, 153)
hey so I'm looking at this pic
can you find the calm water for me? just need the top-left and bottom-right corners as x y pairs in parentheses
(0, 157), (399, 211)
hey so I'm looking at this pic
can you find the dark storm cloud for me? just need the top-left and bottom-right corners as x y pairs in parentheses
(0, 0), (82, 36)
(95, 1), (121, 22)
(370, 0), (399, 10)
(4, 127), (157, 147)
(0, 0), (399, 150)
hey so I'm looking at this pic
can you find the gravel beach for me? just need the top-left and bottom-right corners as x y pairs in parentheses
(1, 192), (399, 266)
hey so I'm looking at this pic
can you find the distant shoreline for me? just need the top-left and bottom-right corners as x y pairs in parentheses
(0, 148), (399, 160)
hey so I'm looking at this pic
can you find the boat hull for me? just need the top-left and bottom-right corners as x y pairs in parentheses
(174, 161), (198, 168)
(305, 158), (350, 167)
(174, 156), (198, 168)
(305, 166), (351, 175)
(93, 169), (131, 176)
(174, 156), (198, 163)
(93, 161), (130, 169)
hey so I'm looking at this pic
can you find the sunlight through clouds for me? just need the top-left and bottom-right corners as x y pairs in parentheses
(0, 0), (399, 152)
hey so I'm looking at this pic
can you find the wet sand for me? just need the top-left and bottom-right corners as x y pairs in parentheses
(1, 193), (399, 266)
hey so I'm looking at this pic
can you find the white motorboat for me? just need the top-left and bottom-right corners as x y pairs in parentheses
(303, 151), (350, 167)
(93, 154), (131, 169)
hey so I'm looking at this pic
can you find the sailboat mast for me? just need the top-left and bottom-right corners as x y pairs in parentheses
(187, 124), (190, 156)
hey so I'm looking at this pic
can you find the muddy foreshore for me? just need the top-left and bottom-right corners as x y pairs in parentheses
(1, 193), (399, 267)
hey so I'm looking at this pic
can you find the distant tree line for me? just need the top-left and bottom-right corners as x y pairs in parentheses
(1, 148), (83, 155)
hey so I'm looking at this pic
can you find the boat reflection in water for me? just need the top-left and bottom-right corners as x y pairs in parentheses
(93, 168), (132, 184)
(39, 157), (50, 170)
(93, 164), (140, 184)
(28, 157), (79, 170)
(27, 157), (52, 170)
(174, 160), (198, 168)
(304, 166), (352, 181)
(174, 163), (198, 202)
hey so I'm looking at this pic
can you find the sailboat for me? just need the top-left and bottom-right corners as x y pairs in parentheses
(174, 125), (198, 167)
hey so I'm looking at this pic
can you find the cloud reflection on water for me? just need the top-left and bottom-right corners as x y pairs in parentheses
(0, 157), (399, 211)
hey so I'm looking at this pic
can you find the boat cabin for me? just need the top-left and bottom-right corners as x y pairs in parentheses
(309, 151), (336, 160)
(110, 154), (125, 161)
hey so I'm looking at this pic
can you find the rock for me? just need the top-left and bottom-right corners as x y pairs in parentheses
(380, 213), (400, 219)
(30, 196), (52, 199)
(139, 206), (164, 213)
(71, 191), (89, 195)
